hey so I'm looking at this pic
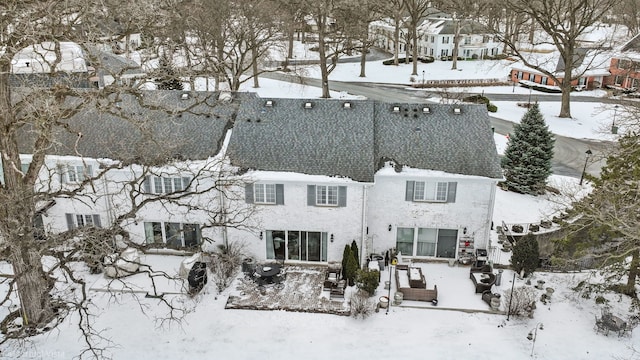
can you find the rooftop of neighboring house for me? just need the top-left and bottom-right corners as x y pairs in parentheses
(511, 49), (612, 78)
(11, 42), (88, 74)
(16, 92), (502, 182)
(616, 33), (640, 60)
(419, 18), (491, 37)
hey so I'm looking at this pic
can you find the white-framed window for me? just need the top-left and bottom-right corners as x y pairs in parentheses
(144, 221), (201, 248)
(442, 36), (449, 44)
(66, 213), (101, 229)
(413, 181), (448, 202)
(396, 227), (458, 258)
(316, 185), (338, 206)
(254, 183), (277, 204)
(245, 183), (284, 205)
(406, 181), (456, 203)
(144, 176), (190, 194)
(307, 185), (346, 207)
(60, 164), (93, 183)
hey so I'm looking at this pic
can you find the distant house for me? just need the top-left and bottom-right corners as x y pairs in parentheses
(9, 42), (146, 89)
(7, 92), (502, 265)
(509, 49), (610, 91)
(604, 33), (640, 91)
(370, 10), (502, 60)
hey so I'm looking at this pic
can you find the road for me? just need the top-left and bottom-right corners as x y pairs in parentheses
(261, 72), (612, 178)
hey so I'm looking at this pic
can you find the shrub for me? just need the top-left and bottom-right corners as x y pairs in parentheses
(512, 224), (524, 233)
(503, 286), (536, 317)
(463, 95), (490, 105)
(355, 269), (380, 296)
(210, 242), (246, 293)
(529, 224), (540, 232)
(351, 240), (360, 269)
(511, 233), (540, 276)
(350, 291), (375, 319)
(382, 58), (413, 65)
(487, 104), (498, 112)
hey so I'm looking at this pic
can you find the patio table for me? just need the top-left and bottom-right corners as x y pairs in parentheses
(257, 264), (281, 284)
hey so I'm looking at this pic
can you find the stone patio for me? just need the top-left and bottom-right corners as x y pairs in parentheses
(225, 265), (350, 315)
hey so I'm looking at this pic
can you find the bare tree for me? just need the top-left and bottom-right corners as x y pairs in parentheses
(0, 2), (257, 355)
(404, 0), (430, 76)
(490, 0), (616, 118)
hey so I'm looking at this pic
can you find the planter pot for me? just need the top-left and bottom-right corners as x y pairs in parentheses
(379, 296), (389, 308)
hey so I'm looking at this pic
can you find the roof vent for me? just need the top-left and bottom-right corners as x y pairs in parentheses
(181, 93), (189, 100)
(304, 102), (313, 109)
(218, 91), (232, 102)
(343, 102), (351, 109)
(453, 107), (462, 114)
(422, 107), (430, 113)
(392, 106), (400, 112)
(265, 100), (273, 107)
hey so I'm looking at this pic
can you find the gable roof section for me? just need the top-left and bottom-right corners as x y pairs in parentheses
(621, 33), (640, 52)
(16, 90), (235, 165)
(227, 98), (377, 182)
(374, 103), (502, 179)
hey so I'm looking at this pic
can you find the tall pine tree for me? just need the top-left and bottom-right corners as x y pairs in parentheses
(501, 103), (554, 195)
(155, 54), (184, 90)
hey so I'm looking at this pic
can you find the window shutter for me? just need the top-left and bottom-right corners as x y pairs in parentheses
(446, 182), (457, 203)
(307, 185), (316, 206)
(338, 186), (347, 207)
(245, 184), (254, 204)
(275, 184), (284, 205)
(65, 213), (76, 230)
(143, 176), (151, 193)
(58, 165), (66, 184)
(405, 181), (415, 201)
(182, 177), (191, 191)
(92, 214), (102, 228)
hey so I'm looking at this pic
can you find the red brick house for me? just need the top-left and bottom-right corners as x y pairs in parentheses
(509, 49), (610, 91)
(605, 34), (640, 91)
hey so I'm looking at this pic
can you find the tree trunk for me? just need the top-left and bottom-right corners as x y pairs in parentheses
(411, 28), (418, 75)
(251, 42), (260, 88)
(284, 24), (294, 71)
(393, 24), (400, 65)
(317, 15), (330, 98)
(359, 44), (367, 77)
(0, 62), (54, 328)
(559, 54), (573, 118)
(624, 249), (639, 296)
(451, 19), (460, 70)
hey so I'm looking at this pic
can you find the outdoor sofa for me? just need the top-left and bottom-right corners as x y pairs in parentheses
(395, 264), (438, 302)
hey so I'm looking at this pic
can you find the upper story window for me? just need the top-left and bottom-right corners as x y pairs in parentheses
(307, 185), (347, 207)
(143, 176), (191, 194)
(405, 181), (457, 203)
(430, 36), (435, 43)
(66, 213), (102, 230)
(255, 183), (276, 204)
(60, 164), (93, 183)
(245, 183), (284, 205)
(442, 36), (450, 44)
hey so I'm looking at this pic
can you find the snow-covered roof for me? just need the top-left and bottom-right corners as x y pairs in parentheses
(11, 42), (88, 74)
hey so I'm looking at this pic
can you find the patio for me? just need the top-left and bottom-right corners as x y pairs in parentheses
(225, 265), (351, 315)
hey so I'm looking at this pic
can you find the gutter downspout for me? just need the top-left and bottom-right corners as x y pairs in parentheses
(360, 184), (369, 267)
(486, 180), (498, 249)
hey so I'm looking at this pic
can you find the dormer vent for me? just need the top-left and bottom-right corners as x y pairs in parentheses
(422, 107), (430, 113)
(343, 102), (351, 109)
(265, 100), (273, 107)
(392, 106), (400, 112)
(304, 102), (313, 109)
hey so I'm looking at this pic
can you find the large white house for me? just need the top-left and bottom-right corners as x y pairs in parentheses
(370, 12), (503, 60)
(6, 91), (502, 266)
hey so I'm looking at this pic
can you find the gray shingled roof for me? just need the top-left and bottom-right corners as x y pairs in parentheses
(227, 99), (502, 181)
(16, 90), (235, 165)
(17, 91), (502, 180)
(621, 33), (640, 52)
(374, 103), (502, 179)
(227, 98), (377, 182)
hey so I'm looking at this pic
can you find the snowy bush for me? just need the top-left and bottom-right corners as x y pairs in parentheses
(209, 242), (246, 293)
(355, 269), (380, 296)
(350, 291), (375, 319)
(503, 286), (537, 318)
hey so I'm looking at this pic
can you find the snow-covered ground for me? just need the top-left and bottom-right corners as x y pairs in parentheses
(6, 41), (637, 359)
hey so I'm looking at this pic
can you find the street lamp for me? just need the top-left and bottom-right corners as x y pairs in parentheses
(386, 264), (394, 315)
(527, 323), (544, 357)
(611, 105), (619, 134)
(422, 70), (425, 86)
(579, 149), (592, 185)
(506, 271), (516, 321)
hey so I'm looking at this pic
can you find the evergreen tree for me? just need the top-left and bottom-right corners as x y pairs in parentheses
(501, 103), (554, 195)
(342, 245), (352, 280)
(567, 134), (640, 296)
(511, 233), (540, 276)
(155, 54), (184, 90)
(350, 240), (360, 269)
